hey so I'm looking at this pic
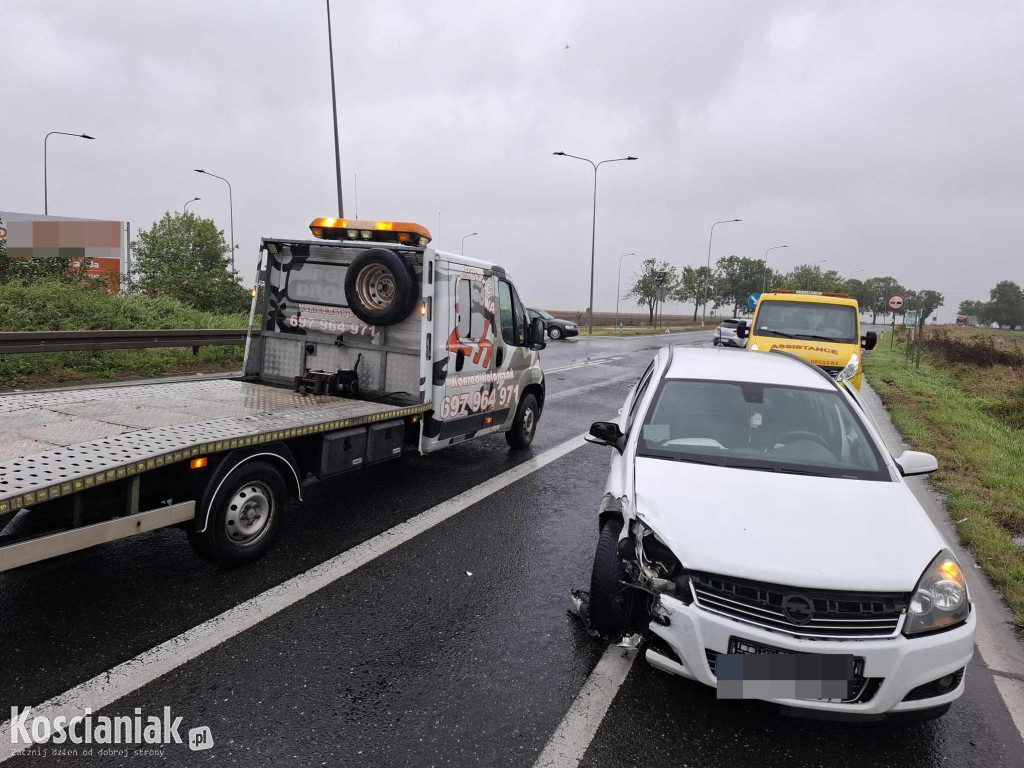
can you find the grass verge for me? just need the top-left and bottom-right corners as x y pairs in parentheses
(864, 343), (1024, 631)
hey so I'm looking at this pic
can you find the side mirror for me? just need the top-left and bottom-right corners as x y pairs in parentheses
(736, 320), (749, 339)
(894, 450), (938, 476)
(862, 331), (878, 350)
(529, 316), (547, 351)
(586, 421), (625, 453)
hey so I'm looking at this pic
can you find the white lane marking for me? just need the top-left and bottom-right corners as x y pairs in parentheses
(546, 357), (621, 374)
(0, 434), (589, 762)
(533, 646), (635, 768)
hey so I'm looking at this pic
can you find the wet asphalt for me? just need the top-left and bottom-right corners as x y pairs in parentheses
(1, 329), (1022, 767)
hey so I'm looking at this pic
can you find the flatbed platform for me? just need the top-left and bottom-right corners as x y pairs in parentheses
(0, 379), (429, 514)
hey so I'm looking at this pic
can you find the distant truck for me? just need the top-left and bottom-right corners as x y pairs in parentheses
(955, 315), (979, 327)
(0, 217), (547, 571)
(738, 290), (877, 389)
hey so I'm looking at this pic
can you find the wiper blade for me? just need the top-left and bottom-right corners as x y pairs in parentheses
(758, 328), (798, 338)
(668, 454), (725, 467)
(724, 462), (832, 477)
(794, 334), (847, 343)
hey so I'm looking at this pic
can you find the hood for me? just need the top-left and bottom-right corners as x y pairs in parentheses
(633, 457), (945, 592)
(751, 338), (855, 367)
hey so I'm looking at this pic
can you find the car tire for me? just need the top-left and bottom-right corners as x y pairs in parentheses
(505, 393), (539, 449)
(344, 248), (418, 326)
(548, 326), (563, 340)
(588, 518), (631, 637)
(187, 461), (286, 567)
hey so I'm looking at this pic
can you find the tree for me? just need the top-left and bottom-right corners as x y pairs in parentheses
(129, 212), (248, 313)
(908, 289), (944, 324)
(712, 255), (766, 317)
(983, 281), (1024, 329)
(778, 264), (846, 294)
(862, 276), (904, 324)
(627, 258), (680, 324)
(843, 278), (873, 317)
(957, 299), (987, 317)
(676, 265), (713, 322)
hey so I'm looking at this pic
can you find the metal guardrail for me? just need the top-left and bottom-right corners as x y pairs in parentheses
(0, 329), (254, 354)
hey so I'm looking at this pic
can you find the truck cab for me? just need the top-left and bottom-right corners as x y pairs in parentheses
(738, 290), (876, 388)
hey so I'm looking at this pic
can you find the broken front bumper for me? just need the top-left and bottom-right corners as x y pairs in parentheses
(647, 593), (976, 716)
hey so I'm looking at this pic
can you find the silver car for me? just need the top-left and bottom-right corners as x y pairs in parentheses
(713, 318), (746, 347)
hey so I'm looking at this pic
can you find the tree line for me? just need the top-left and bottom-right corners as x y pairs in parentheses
(956, 281), (1024, 329)
(627, 256), (949, 325)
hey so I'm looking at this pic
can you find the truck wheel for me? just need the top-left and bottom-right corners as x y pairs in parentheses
(344, 248), (418, 326)
(187, 461), (286, 567)
(548, 326), (563, 340)
(505, 393), (539, 449)
(589, 519), (631, 637)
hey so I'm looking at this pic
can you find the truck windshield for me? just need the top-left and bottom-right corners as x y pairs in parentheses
(754, 301), (858, 344)
(637, 379), (888, 481)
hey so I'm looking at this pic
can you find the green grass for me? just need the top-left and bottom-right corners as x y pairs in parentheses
(864, 344), (1024, 631)
(0, 280), (249, 389)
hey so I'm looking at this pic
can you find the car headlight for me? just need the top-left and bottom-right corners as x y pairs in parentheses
(837, 353), (860, 382)
(632, 519), (686, 595)
(904, 549), (969, 636)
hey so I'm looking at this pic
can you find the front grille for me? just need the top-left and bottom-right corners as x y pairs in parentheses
(690, 573), (906, 639)
(705, 640), (882, 704)
(820, 365), (844, 379)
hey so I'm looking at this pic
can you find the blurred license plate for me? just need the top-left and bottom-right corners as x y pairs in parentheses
(716, 637), (861, 700)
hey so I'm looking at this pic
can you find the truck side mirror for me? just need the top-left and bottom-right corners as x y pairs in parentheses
(862, 331), (878, 350)
(736, 320), (749, 339)
(529, 317), (547, 351)
(586, 421), (625, 453)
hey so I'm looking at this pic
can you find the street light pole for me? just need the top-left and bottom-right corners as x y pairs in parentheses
(762, 245), (788, 294)
(44, 131), (95, 215)
(553, 151), (638, 335)
(701, 219), (741, 325)
(615, 252), (637, 332)
(461, 232), (478, 256)
(325, 0), (344, 218)
(183, 197), (200, 214)
(194, 169), (235, 273)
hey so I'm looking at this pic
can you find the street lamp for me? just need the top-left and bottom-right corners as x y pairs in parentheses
(194, 169), (235, 273)
(461, 232), (478, 256)
(701, 219), (741, 325)
(325, 0), (344, 217)
(553, 150), (638, 334)
(762, 245), (788, 294)
(44, 132), (95, 215)
(183, 197), (200, 214)
(615, 252), (638, 331)
(846, 268), (865, 279)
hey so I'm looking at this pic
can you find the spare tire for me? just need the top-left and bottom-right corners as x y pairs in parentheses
(344, 248), (418, 326)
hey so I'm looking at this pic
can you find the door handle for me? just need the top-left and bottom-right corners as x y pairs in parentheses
(495, 347), (504, 368)
(456, 349), (465, 372)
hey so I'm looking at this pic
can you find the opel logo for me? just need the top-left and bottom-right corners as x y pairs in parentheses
(782, 594), (815, 625)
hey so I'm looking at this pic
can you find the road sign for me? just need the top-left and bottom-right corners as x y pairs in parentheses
(655, 287), (668, 302)
(887, 294), (905, 312)
(747, 293), (761, 309)
(904, 309), (918, 328)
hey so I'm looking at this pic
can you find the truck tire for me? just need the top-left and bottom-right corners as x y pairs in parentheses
(187, 461), (286, 567)
(505, 393), (539, 449)
(588, 518), (631, 637)
(344, 248), (418, 326)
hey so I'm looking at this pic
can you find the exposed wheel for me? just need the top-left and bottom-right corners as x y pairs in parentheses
(187, 461), (286, 567)
(589, 518), (631, 637)
(505, 393), (539, 449)
(344, 248), (418, 326)
(548, 326), (563, 340)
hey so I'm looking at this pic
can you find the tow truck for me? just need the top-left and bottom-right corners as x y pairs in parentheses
(0, 218), (547, 570)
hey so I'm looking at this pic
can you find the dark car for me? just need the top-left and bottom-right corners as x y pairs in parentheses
(527, 308), (580, 340)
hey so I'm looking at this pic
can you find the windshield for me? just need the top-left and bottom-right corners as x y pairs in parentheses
(530, 308), (554, 320)
(637, 379), (888, 481)
(753, 300), (858, 344)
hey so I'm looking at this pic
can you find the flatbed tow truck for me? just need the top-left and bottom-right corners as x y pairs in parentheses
(0, 218), (547, 570)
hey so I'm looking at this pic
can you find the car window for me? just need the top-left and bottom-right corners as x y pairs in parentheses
(753, 301), (858, 344)
(456, 279), (483, 339)
(626, 362), (656, 432)
(637, 378), (888, 481)
(722, 320), (739, 328)
(498, 280), (527, 346)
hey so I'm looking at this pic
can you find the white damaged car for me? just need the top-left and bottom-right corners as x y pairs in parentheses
(584, 346), (975, 720)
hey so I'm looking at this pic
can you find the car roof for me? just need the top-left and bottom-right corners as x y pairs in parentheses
(759, 292), (859, 308)
(663, 347), (835, 390)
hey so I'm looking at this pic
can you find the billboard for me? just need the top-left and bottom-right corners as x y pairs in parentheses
(0, 211), (123, 290)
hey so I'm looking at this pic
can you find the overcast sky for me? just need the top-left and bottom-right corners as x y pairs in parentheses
(3, 0), (1022, 320)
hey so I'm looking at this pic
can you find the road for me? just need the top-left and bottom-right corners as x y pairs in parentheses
(1, 329), (1022, 767)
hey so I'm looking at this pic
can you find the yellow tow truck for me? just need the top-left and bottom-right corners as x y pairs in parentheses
(737, 290), (877, 389)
